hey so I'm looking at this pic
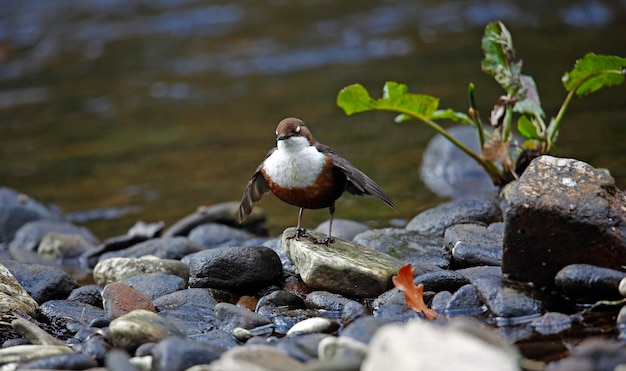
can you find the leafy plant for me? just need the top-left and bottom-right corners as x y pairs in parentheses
(337, 21), (626, 187)
(392, 263), (438, 320)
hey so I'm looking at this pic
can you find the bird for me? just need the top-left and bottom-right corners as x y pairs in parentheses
(237, 117), (396, 245)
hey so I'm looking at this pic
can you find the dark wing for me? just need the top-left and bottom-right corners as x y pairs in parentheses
(237, 148), (275, 223)
(315, 143), (396, 210)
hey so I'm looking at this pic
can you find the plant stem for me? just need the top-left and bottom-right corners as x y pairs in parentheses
(547, 88), (575, 151)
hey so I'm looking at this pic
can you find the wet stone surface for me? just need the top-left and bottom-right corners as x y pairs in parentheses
(1, 156), (626, 371)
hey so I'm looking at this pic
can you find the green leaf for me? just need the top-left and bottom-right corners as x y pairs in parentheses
(337, 82), (439, 118)
(481, 21), (522, 95)
(562, 53), (626, 96)
(431, 109), (473, 124)
(517, 115), (541, 140)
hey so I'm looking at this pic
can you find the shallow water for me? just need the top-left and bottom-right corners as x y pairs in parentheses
(1, 0), (625, 238)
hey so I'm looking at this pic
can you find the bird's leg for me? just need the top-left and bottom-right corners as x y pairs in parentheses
(316, 203), (335, 245)
(293, 207), (307, 239)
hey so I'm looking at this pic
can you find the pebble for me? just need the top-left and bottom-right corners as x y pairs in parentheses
(444, 223), (503, 268)
(214, 302), (272, 333)
(530, 312), (572, 335)
(38, 300), (105, 328)
(188, 222), (255, 249)
(283, 227), (403, 298)
(0, 344), (73, 365)
(10, 318), (65, 346)
(121, 272), (187, 301)
(37, 231), (97, 261)
(362, 319), (519, 371)
(353, 228), (449, 268)
(445, 283), (485, 314)
(405, 196), (502, 236)
(304, 291), (364, 312)
(151, 336), (223, 371)
(286, 317), (340, 336)
(109, 309), (182, 352)
(1, 260), (78, 304)
(152, 288), (219, 311)
(99, 236), (204, 261)
(8, 219), (99, 258)
(102, 282), (156, 319)
(0, 263), (39, 317)
(195, 344), (302, 371)
(93, 256), (190, 286)
(0, 187), (62, 243)
(555, 264), (626, 301)
(15, 352), (98, 370)
(187, 245), (282, 292)
(66, 284), (103, 308)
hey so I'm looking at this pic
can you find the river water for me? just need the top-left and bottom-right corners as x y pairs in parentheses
(1, 0), (625, 238)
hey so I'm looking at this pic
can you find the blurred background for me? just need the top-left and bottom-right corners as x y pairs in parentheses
(1, 0), (625, 239)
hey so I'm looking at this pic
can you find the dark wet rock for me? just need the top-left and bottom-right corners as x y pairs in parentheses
(286, 317), (339, 336)
(256, 290), (305, 312)
(152, 288), (219, 311)
(413, 270), (470, 293)
(444, 223), (503, 268)
(188, 246), (282, 292)
(1, 260), (78, 304)
(445, 284), (485, 314)
(67, 285), (103, 308)
(93, 257), (190, 286)
(188, 222), (255, 249)
(545, 339), (626, 371)
(340, 316), (391, 344)
(37, 232), (97, 262)
(531, 312), (572, 335)
(274, 333), (329, 361)
(304, 291), (364, 312)
(353, 228), (449, 268)
(341, 301), (368, 326)
(163, 202), (268, 237)
(151, 336), (222, 371)
(104, 349), (138, 371)
(362, 319), (519, 371)
(264, 238), (297, 275)
(0, 263), (39, 317)
(459, 266), (544, 318)
(102, 282), (156, 319)
(190, 328), (238, 350)
(99, 236), (204, 261)
(372, 290), (421, 322)
(0, 187), (62, 243)
(205, 344), (303, 370)
(283, 228), (403, 298)
(157, 305), (215, 336)
(89, 317), (110, 328)
(420, 126), (499, 199)
(315, 219), (370, 240)
(406, 196), (502, 236)
(8, 220), (99, 258)
(503, 156), (626, 287)
(109, 309), (182, 353)
(430, 291), (452, 313)
(555, 264), (626, 301)
(214, 302), (272, 333)
(38, 300), (105, 328)
(16, 352), (98, 370)
(121, 273), (187, 301)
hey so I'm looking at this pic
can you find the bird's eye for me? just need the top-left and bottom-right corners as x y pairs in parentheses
(295, 126), (301, 133)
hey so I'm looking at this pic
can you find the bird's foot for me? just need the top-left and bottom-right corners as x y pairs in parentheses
(288, 227), (308, 240)
(314, 236), (334, 246)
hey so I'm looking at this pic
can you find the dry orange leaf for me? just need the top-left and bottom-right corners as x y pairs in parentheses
(392, 263), (438, 320)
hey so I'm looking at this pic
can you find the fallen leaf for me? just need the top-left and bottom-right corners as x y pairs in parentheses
(392, 263), (438, 320)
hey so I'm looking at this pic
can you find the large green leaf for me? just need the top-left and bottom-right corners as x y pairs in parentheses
(517, 115), (541, 140)
(562, 53), (626, 96)
(337, 82), (439, 118)
(481, 21), (522, 95)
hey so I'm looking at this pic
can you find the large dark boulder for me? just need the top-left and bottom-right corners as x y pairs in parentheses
(502, 156), (626, 287)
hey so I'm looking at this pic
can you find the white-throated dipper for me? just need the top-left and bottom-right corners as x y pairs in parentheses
(237, 117), (396, 244)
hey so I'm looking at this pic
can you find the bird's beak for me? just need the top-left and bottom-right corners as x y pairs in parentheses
(277, 134), (288, 141)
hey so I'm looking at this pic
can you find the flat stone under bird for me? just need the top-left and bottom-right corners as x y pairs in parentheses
(237, 117), (396, 244)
